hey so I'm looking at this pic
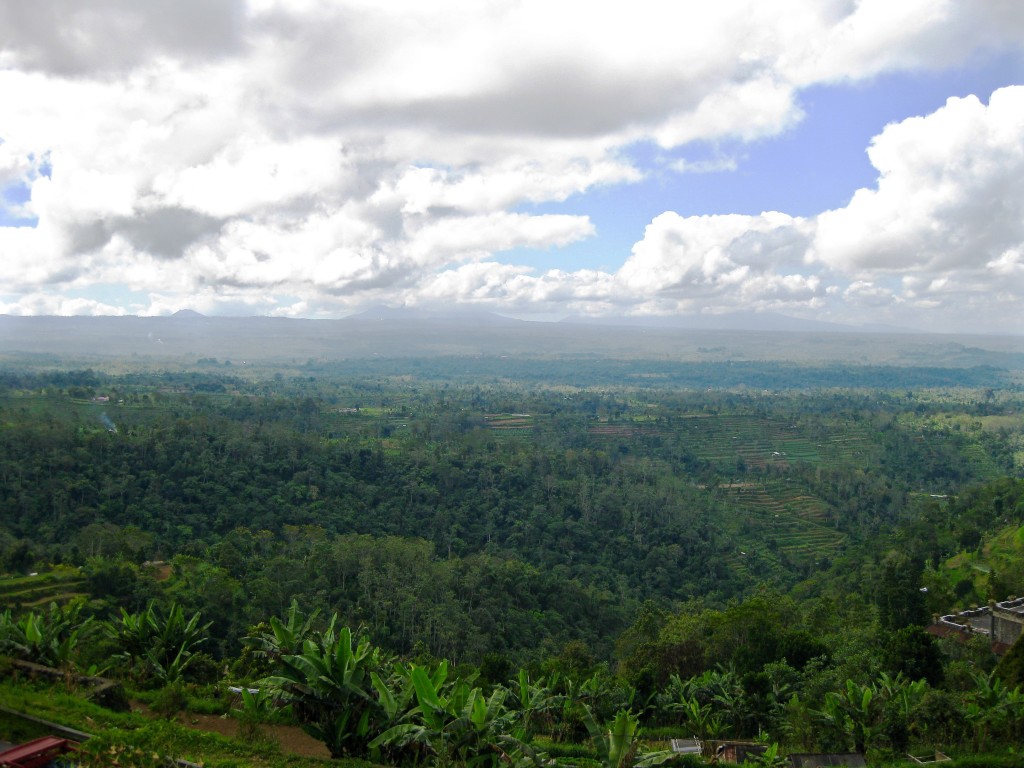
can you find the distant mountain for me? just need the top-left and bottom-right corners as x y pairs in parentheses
(559, 310), (905, 334)
(348, 305), (521, 326)
(0, 312), (1021, 369)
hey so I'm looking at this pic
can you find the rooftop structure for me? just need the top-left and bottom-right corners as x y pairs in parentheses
(927, 596), (1024, 654)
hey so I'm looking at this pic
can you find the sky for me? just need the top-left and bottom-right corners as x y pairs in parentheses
(1, 1), (1023, 333)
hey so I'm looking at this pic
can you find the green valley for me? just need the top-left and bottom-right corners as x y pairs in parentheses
(1, 352), (1023, 767)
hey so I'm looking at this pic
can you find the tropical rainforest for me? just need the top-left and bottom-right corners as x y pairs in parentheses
(1, 353), (1024, 767)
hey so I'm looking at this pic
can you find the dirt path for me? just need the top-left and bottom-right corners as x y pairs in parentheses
(132, 703), (331, 759)
(183, 712), (331, 758)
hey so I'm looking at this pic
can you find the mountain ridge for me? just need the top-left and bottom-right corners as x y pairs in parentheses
(0, 312), (1021, 368)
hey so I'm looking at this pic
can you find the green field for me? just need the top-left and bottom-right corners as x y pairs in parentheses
(0, 567), (87, 610)
(718, 481), (845, 567)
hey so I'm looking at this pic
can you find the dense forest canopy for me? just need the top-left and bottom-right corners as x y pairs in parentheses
(1, 356), (1022, 663)
(3, 350), (1024, 764)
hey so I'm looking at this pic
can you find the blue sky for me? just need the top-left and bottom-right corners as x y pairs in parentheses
(1, 1), (1023, 333)
(511, 48), (1024, 275)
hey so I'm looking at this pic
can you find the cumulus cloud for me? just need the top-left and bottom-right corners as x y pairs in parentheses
(615, 212), (818, 307)
(0, 1), (1022, 329)
(815, 87), (1024, 274)
(583, 85), (1024, 329)
(521, 83), (1021, 330)
(0, 0), (246, 75)
(807, 86), (1024, 328)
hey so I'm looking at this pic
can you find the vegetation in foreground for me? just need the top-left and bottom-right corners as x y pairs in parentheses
(0, 362), (1023, 765)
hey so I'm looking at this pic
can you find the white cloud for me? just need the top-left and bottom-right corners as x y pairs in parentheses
(392, 159), (639, 215)
(412, 262), (617, 316)
(668, 156), (740, 175)
(0, 292), (128, 317)
(157, 134), (348, 219)
(653, 76), (802, 148)
(0, 2), (1022, 328)
(616, 211), (816, 299)
(601, 84), (1024, 329)
(987, 248), (1023, 276)
(406, 213), (594, 265)
(816, 88), (1024, 273)
(843, 280), (901, 308)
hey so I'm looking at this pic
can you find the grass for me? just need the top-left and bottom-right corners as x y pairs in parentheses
(939, 522), (1024, 601)
(0, 678), (369, 768)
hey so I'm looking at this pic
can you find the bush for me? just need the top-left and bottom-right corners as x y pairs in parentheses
(183, 652), (222, 685)
(151, 680), (188, 717)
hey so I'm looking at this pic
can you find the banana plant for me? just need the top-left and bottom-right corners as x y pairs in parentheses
(235, 685), (281, 742)
(581, 706), (676, 768)
(873, 672), (926, 715)
(372, 662), (417, 726)
(366, 662), (420, 763)
(748, 743), (789, 768)
(712, 675), (751, 736)
(0, 600), (94, 670)
(262, 624), (384, 759)
(105, 601), (209, 684)
(505, 669), (562, 738)
(242, 598), (323, 665)
(817, 679), (878, 754)
(672, 696), (725, 747)
(965, 669), (1013, 751)
(371, 663), (522, 768)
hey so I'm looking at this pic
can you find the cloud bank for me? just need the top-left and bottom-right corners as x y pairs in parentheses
(0, 1), (1022, 331)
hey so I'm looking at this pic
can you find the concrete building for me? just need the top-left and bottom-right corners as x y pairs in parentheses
(927, 596), (1024, 654)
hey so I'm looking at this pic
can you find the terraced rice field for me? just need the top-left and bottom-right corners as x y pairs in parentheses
(321, 404), (415, 440)
(960, 443), (1004, 480)
(494, 410), (876, 472)
(718, 480), (845, 571)
(484, 413), (535, 440)
(577, 411), (856, 574)
(674, 414), (872, 469)
(587, 422), (659, 440)
(0, 567), (87, 610)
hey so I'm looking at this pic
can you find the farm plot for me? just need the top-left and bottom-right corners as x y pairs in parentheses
(558, 411), (878, 472)
(815, 428), (872, 462)
(587, 421), (662, 443)
(671, 414), (873, 470)
(672, 415), (806, 469)
(484, 413), (535, 441)
(718, 481), (845, 569)
(0, 567), (87, 610)
(960, 444), (1004, 481)
(320, 403), (418, 441)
